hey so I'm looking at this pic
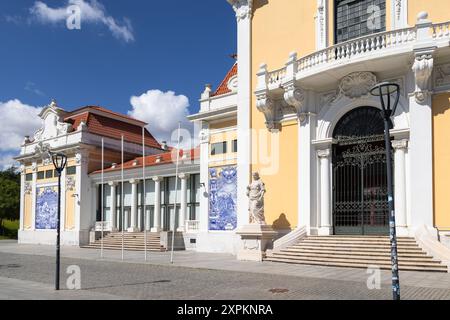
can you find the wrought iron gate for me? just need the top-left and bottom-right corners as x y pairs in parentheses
(332, 135), (391, 235)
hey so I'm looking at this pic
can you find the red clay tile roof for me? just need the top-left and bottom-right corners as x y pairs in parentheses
(67, 106), (147, 125)
(92, 148), (200, 174)
(64, 107), (161, 149)
(212, 63), (237, 97)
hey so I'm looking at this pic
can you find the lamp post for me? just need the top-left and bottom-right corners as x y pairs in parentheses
(51, 153), (67, 291)
(370, 82), (401, 301)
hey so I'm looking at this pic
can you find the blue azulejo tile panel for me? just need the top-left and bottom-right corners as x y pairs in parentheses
(35, 186), (58, 230)
(209, 166), (237, 231)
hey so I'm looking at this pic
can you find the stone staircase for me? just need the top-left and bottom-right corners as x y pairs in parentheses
(265, 236), (448, 272)
(83, 232), (166, 252)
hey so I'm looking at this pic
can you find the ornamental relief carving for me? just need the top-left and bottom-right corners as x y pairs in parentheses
(413, 53), (434, 104)
(339, 72), (377, 99)
(319, 72), (378, 107)
(435, 63), (450, 89)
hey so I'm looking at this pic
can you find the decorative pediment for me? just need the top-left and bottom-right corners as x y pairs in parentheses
(33, 100), (72, 142)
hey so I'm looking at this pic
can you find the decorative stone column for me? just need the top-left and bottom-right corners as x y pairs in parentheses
(108, 182), (118, 232)
(318, 149), (332, 235)
(198, 125), (210, 233)
(228, 0), (252, 228)
(151, 177), (163, 232)
(31, 161), (37, 231)
(392, 139), (409, 236)
(19, 166), (25, 231)
(178, 173), (190, 232)
(409, 12), (435, 229)
(128, 179), (139, 232)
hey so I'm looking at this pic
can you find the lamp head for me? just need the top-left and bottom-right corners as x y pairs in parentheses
(52, 153), (67, 174)
(370, 82), (400, 118)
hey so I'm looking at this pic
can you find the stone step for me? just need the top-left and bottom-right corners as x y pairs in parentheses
(269, 253), (444, 266)
(307, 236), (414, 241)
(273, 251), (436, 262)
(83, 245), (165, 252)
(266, 236), (448, 272)
(281, 248), (427, 257)
(302, 238), (416, 244)
(265, 257), (448, 272)
(291, 243), (420, 249)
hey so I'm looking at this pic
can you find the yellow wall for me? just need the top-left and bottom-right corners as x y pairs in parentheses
(408, 0), (450, 26)
(65, 159), (77, 230)
(23, 193), (32, 229)
(209, 129), (238, 167)
(433, 93), (450, 231)
(22, 157), (78, 231)
(252, 0), (309, 229)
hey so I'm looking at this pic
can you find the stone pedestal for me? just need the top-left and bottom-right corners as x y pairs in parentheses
(236, 224), (277, 262)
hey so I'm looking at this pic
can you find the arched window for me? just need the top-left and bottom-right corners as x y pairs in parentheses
(335, 0), (386, 44)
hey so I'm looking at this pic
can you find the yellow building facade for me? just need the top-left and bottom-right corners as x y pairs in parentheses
(222, 0), (450, 244)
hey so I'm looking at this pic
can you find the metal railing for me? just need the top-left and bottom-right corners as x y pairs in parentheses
(185, 220), (200, 233)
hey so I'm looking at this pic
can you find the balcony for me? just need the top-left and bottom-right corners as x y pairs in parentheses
(258, 16), (450, 93)
(255, 14), (450, 132)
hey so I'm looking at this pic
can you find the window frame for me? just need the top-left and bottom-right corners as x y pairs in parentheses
(334, 0), (386, 44)
(210, 141), (228, 156)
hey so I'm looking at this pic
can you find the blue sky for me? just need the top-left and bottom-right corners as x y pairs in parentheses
(0, 0), (237, 168)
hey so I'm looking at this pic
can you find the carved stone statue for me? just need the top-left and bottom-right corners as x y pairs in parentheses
(247, 172), (266, 225)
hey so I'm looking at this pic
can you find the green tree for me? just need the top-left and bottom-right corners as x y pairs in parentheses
(0, 168), (20, 235)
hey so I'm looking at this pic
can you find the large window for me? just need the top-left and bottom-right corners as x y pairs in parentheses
(335, 0), (386, 44)
(211, 142), (227, 156)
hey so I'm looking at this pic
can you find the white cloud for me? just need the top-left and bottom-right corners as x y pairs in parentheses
(0, 99), (42, 152)
(30, 0), (134, 43)
(128, 90), (196, 149)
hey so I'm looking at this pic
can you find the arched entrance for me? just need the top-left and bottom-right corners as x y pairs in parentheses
(332, 106), (391, 235)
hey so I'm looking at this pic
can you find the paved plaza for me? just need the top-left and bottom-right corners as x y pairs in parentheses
(0, 240), (449, 300)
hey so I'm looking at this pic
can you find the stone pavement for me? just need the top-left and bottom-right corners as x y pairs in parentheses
(0, 276), (122, 300)
(0, 240), (449, 300)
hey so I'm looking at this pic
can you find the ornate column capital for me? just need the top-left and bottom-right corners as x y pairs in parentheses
(392, 139), (409, 150)
(179, 173), (190, 180)
(129, 179), (140, 185)
(412, 52), (434, 104)
(317, 149), (331, 159)
(152, 176), (163, 183)
(227, 0), (253, 22)
(199, 129), (210, 144)
(108, 181), (118, 187)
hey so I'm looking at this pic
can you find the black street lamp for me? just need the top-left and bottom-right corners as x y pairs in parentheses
(52, 153), (67, 291)
(370, 82), (401, 301)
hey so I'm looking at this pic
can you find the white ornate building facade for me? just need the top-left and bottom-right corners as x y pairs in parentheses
(15, 1), (450, 263)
